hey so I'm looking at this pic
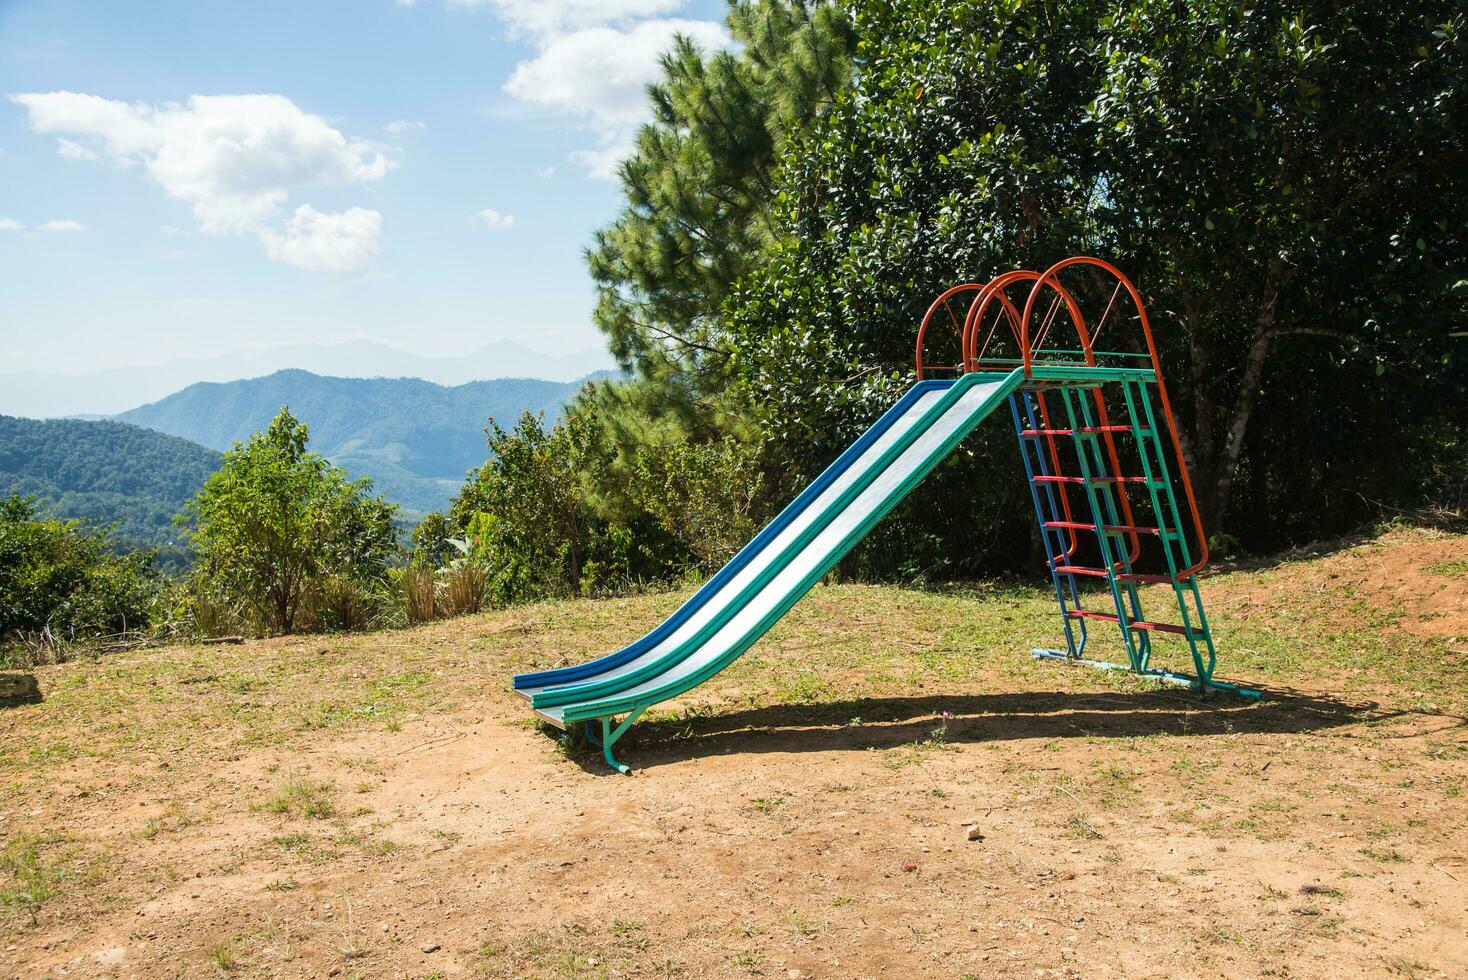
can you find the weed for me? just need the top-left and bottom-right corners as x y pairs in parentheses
(265, 775), (335, 819)
(1065, 815), (1104, 840)
(1359, 847), (1407, 863)
(205, 941), (238, 973)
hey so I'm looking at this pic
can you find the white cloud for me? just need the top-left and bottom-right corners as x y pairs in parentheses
(56, 137), (96, 161)
(501, 16), (729, 178)
(384, 118), (425, 135)
(0, 217), (23, 231)
(11, 91), (390, 269)
(487, 1), (684, 37)
(535, 165), (555, 179)
(259, 205), (383, 273)
(38, 219), (86, 232)
(476, 208), (515, 229)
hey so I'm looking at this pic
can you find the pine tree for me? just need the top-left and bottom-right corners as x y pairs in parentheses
(577, 0), (857, 501)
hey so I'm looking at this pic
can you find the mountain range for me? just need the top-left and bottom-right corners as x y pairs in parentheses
(114, 369), (601, 515)
(0, 338), (614, 418)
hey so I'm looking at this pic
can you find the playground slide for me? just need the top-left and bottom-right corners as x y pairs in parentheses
(513, 369), (1024, 749)
(513, 376), (958, 705)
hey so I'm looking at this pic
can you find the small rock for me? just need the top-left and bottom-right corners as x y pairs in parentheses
(788, 971), (804, 980)
(966, 826), (984, 842)
(421, 943), (440, 954)
(901, 861), (918, 873)
(328, 970), (341, 978)
(379, 924), (389, 933)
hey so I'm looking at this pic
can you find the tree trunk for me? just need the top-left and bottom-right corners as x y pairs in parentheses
(1205, 256), (1295, 530)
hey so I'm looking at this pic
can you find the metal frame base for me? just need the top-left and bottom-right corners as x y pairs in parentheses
(584, 707), (646, 774)
(1031, 648), (1261, 700)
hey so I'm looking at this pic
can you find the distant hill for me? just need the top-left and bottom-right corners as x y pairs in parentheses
(0, 338), (615, 418)
(115, 370), (600, 514)
(0, 415), (221, 567)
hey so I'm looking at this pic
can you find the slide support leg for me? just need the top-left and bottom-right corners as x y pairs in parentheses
(586, 707), (647, 775)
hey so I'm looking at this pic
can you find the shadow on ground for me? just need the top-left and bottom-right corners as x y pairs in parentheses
(550, 686), (1465, 774)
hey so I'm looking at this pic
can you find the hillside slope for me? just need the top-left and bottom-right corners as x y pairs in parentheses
(116, 370), (598, 513)
(2, 527), (1463, 977)
(0, 415), (220, 562)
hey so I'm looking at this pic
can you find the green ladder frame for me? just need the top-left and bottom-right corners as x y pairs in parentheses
(1014, 371), (1258, 699)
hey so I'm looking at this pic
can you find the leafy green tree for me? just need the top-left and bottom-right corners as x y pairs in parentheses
(630, 437), (767, 571)
(182, 408), (397, 634)
(577, 0), (858, 483)
(728, 0), (1465, 560)
(446, 408), (695, 603)
(0, 495), (160, 647)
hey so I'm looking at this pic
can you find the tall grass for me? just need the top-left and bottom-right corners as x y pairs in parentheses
(400, 567), (437, 624)
(440, 561), (487, 617)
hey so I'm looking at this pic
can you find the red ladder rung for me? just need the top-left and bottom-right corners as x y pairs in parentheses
(1044, 520), (1162, 535)
(1066, 609), (1191, 635)
(1020, 425), (1131, 436)
(1052, 565), (1176, 585)
(1032, 475), (1151, 484)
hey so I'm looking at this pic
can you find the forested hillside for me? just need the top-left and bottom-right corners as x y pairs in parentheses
(116, 370), (602, 514)
(0, 415), (220, 565)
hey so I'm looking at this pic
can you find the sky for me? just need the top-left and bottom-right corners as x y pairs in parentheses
(0, 0), (731, 374)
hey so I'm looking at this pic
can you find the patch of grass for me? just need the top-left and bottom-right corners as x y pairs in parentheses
(205, 940), (238, 973)
(0, 833), (56, 923)
(1425, 558), (1468, 577)
(1359, 846), (1408, 863)
(264, 775), (335, 819)
(1065, 815), (1104, 840)
(883, 718), (956, 769)
(750, 796), (786, 814)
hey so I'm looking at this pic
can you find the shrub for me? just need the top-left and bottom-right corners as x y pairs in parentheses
(399, 566), (437, 624)
(0, 495), (162, 655)
(180, 409), (397, 635)
(630, 437), (767, 572)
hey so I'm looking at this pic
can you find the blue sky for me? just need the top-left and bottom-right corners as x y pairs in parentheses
(0, 0), (729, 374)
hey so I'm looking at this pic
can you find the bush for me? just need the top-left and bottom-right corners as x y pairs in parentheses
(0, 495), (163, 656)
(630, 438), (767, 572)
(180, 408), (398, 635)
(451, 409), (684, 604)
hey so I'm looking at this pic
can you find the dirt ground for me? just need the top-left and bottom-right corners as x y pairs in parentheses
(2, 527), (1465, 978)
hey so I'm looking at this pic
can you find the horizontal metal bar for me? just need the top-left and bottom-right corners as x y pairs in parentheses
(1044, 520), (1165, 535)
(1032, 475), (1154, 485)
(1066, 609), (1191, 635)
(1052, 565), (1175, 585)
(1020, 425), (1136, 436)
(1030, 649), (1261, 700)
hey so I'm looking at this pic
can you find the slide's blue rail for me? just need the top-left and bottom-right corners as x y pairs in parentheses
(511, 379), (952, 691)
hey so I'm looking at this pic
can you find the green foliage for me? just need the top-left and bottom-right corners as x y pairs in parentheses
(576, 0), (858, 495)
(0, 415), (220, 570)
(630, 437), (767, 571)
(727, 0), (1466, 568)
(181, 408), (398, 635)
(0, 495), (162, 650)
(449, 410), (675, 603)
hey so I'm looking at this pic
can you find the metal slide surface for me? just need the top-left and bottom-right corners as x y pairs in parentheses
(516, 370), (1022, 729)
(512, 378), (955, 704)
